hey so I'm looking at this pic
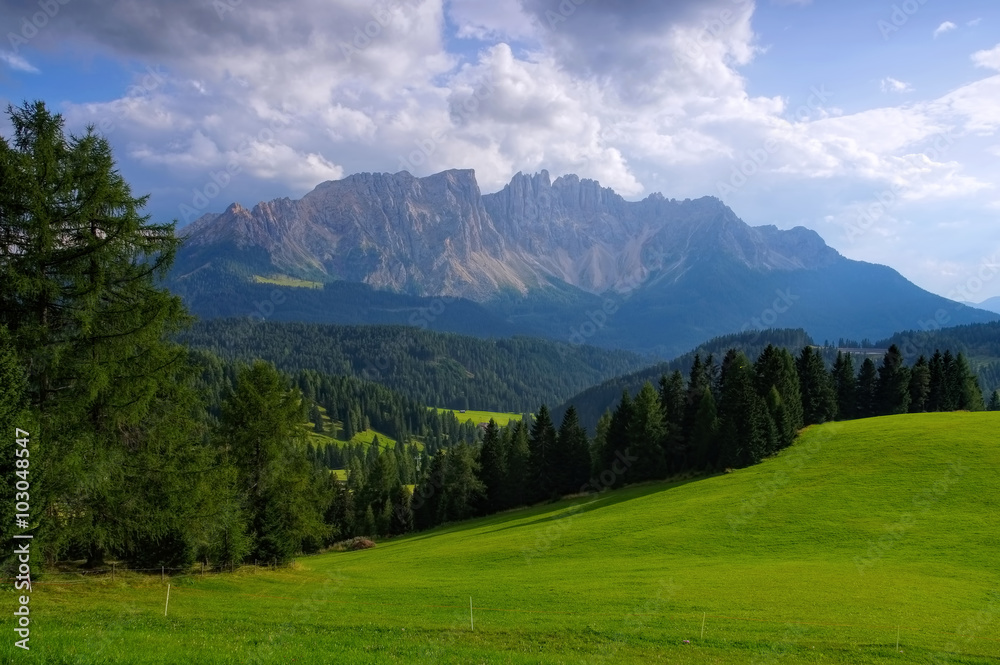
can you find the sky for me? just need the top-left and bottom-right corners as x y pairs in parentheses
(1, 0), (999, 303)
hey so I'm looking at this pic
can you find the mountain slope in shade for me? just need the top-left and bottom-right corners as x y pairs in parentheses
(171, 169), (998, 357)
(975, 296), (1000, 314)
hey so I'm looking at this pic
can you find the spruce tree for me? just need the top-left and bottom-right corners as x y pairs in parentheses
(629, 382), (668, 482)
(478, 419), (507, 513)
(927, 351), (945, 411)
(908, 356), (931, 413)
(602, 391), (634, 488)
(689, 386), (719, 471)
(528, 405), (558, 502)
(219, 361), (327, 562)
(831, 351), (857, 420)
(556, 406), (591, 495)
(875, 345), (911, 415)
(754, 345), (803, 449)
(797, 347), (836, 425)
(718, 350), (772, 468)
(855, 358), (878, 419)
(988, 390), (1000, 412)
(505, 419), (531, 508)
(658, 370), (686, 471)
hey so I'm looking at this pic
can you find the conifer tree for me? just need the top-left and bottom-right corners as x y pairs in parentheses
(528, 405), (558, 501)
(908, 356), (930, 413)
(797, 347), (837, 425)
(689, 386), (719, 470)
(0, 102), (215, 566)
(478, 419), (507, 513)
(831, 351), (857, 420)
(629, 382), (668, 482)
(988, 390), (1000, 412)
(718, 350), (772, 468)
(855, 358), (878, 418)
(556, 406), (591, 495)
(875, 344), (911, 415)
(754, 345), (803, 448)
(505, 419), (531, 509)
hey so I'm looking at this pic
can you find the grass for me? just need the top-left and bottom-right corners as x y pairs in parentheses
(434, 407), (524, 426)
(252, 274), (323, 289)
(6, 412), (999, 663)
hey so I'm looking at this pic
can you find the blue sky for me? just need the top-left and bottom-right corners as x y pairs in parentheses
(1, 0), (999, 302)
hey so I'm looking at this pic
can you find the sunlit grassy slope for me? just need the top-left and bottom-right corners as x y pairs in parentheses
(434, 407), (524, 426)
(7, 413), (999, 664)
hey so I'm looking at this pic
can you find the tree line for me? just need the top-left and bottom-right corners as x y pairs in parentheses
(405, 343), (991, 532)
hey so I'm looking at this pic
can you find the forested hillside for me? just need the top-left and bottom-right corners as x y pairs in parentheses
(179, 319), (648, 413)
(878, 321), (1000, 396)
(555, 328), (814, 431)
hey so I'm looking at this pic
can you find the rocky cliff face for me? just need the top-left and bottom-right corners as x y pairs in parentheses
(178, 168), (841, 300)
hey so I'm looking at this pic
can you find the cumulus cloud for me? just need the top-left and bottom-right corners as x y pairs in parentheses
(933, 21), (957, 38)
(972, 44), (1000, 71)
(880, 77), (912, 93)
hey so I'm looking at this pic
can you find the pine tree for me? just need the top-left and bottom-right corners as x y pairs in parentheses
(797, 347), (837, 425)
(718, 350), (773, 468)
(219, 361), (327, 562)
(556, 406), (591, 495)
(629, 382), (668, 482)
(590, 410), (612, 478)
(689, 386), (719, 471)
(478, 419), (507, 513)
(988, 390), (1000, 412)
(875, 345), (911, 415)
(754, 345), (803, 449)
(855, 358), (878, 418)
(658, 370), (686, 471)
(528, 405), (558, 502)
(602, 391), (634, 488)
(505, 419), (531, 509)
(927, 350), (945, 411)
(908, 356), (930, 413)
(440, 443), (484, 521)
(952, 353), (985, 411)
(831, 351), (857, 420)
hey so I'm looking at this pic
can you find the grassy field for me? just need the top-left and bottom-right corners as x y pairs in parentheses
(5, 412), (999, 663)
(435, 407), (524, 426)
(252, 274), (324, 289)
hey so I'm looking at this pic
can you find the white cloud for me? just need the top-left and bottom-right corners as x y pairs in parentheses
(933, 21), (957, 38)
(880, 77), (912, 94)
(0, 51), (39, 73)
(967, 18), (982, 27)
(972, 44), (1000, 71)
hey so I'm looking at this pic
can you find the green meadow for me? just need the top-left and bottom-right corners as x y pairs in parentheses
(252, 274), (324, 289)
(435, 408), (524, 426)
(4, 412), (999, 664)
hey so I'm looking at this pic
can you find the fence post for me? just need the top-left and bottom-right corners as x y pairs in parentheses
(161, 566), (164, 582)
(112, 563), (115, 582)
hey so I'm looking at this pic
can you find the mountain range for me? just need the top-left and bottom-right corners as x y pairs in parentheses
(170, 169), (998, 357)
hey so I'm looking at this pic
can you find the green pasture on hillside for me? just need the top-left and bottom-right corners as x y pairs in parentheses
(4, 412), (999, 663)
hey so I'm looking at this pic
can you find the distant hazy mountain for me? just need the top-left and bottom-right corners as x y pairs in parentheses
(974, 296), (1000, 314)
(171, 169), (998, 356)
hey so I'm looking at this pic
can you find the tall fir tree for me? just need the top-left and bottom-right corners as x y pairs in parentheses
(528, 405), (558, 502)
(629, 382), (668, 482)
(556, 406), (591, 495)
(718, 350), (773, 468)
(831, 351), (857, 420)
(689, 386), (719, 471)
(797, 346), (837, 425)
(754, 345), (803, 450)
(505, 419), (531, 509)
(908, 356), (931, 413)
(855, 357), (878, 419)
(658, 370), (686, 471)
(478, 419), (507, 513)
